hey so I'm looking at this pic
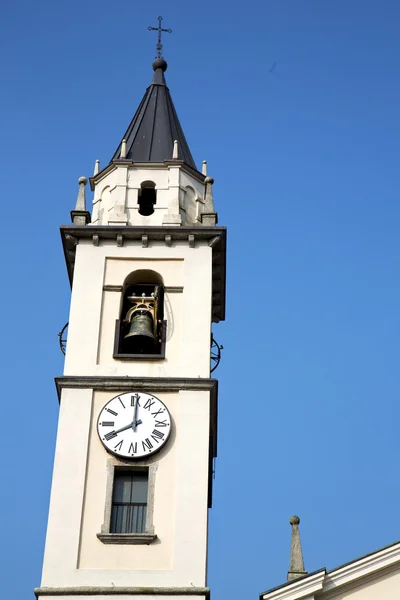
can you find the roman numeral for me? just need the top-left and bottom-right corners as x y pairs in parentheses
(151, 429), (165, 443)
(142, 438), (153, 451)
(129, 442), (137, 455)
(155, 419), (168, 427)
(114, 440), (123, 451)
(144, 398), (155, 411)
(151, 408), (165, 418)
(101, 421), (114, 427)
(104, 431), (118, 441)
(118, 397), (125, 408)
(131, 394), (140, 407)
(106, 408), (118, 416)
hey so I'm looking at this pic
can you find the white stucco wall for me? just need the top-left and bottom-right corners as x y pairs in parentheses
(41, 388), (210, 587)
(64, 240), (213, 378)
(91, 164), (205, 227)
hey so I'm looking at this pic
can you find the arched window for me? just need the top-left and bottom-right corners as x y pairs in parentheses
(114, 270), (166, 359)
(138, 181), (156, 216)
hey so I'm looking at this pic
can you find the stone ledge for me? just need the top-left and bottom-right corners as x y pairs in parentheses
(35, 586), (210, 597)
(60, 224), (226, 323)
(55, 376), (218, 398)
(97, 532), (157, 545)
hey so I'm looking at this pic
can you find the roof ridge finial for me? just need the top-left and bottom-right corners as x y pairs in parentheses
(148, 16), (172, 59)
(287, 516), (307, 582)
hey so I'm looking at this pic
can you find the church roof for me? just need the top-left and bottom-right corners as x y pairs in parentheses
(260, 539), (400, 600)
(111, 58), (196, 170)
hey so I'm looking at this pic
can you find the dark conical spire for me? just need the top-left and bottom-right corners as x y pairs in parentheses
(111, 59), (196, 170)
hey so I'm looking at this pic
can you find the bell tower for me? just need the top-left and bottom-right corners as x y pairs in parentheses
(35, 52), (226, 600)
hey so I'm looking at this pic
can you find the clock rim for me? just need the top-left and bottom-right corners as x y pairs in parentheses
(97, 390), (172, 460)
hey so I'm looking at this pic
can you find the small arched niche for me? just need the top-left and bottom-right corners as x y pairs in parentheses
(114, 270), (166, 359)
(138, 181), (156, 216)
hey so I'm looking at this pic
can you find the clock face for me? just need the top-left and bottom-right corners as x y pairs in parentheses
(97, 392), (171, 459)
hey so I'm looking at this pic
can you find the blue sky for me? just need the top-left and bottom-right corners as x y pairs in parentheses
(2, 1), (400, 598)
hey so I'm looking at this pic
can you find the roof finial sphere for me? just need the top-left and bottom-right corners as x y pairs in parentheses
(78, 176), (88, 185)
(153, 57), (168, 72)
(289, 515), (300, 526)
(204, 176), (214, 185)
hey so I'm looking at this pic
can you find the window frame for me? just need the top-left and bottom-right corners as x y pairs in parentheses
(110, 470), (149, 535)
(97, 459), (157, 545)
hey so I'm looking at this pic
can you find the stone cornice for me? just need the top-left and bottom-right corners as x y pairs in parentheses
(60, 225), (226, 323)
(35, 586), (210, 597)
(54, 376), (218, 465)
(325, 540), (400, 592)
(55, 375), (218, 398)
(260, 570), (325, 600)
(89, 160), (205, 191)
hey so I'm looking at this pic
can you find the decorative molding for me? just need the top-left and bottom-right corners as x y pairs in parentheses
(164, 286), (183, 293)
(64, 233), (78, 247)
(35, 586), (210, 597)
(324, 540), (400, 592)
(261, 570), (325, 600)
(117, 234), (124, 247)
(60, 225), (226, 322)
(103, 284), (123, 292)
(55, 376), (218, 397)
(89, 158), (206, 192)
(54, 375), (218, 499)
(188, 234), (195, 248)
(142, 234), (148, 248)
(97, 532), (157, 545)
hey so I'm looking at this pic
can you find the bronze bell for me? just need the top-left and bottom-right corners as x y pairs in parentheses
(124, 311), (154, 342)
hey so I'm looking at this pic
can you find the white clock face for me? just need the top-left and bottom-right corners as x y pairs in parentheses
(97, 392), (171, 459)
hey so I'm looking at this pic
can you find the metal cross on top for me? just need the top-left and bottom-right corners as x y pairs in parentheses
(148, 16), (172, 58)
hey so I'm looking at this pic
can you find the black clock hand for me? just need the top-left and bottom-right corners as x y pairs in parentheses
(133, 397), (139, 432)
(113, 423), (134, 435)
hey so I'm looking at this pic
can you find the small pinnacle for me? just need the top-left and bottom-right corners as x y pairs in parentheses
(71, 175), (90, 225)
(287, 514), (307, 582)
(202, 160), (207, 175)
(172, 139), (178, 159)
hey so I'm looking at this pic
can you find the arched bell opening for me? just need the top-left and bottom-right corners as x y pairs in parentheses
(138, 181), (156, 216)
(114, 270), (166, 358)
